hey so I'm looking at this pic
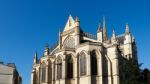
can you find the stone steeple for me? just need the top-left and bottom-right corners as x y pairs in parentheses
(102, 16), (108, 41)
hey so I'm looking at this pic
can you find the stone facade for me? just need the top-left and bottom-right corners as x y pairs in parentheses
(31, 15), (138, 84)
(0, 61), (22, 84)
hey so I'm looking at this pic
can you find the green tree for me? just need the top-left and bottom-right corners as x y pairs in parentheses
(120, 60), (141, 84)
(120, 59), (150, 84)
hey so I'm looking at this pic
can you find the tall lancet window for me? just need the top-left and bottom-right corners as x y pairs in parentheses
(48, 61), (52, 82)
(80, 52), (86, 76)
(56, 56), (62, 79)
(91, 50), (98, 75)
(67, 55), (73, 78)
(41, 62), (46, 82)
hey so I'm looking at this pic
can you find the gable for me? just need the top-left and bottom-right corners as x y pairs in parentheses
(63, 15), (75, 32)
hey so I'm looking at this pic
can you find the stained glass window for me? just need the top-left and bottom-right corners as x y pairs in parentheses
(91, 50), (97, 75)
(80, 52), (86, 76)
(67, 55), (73, 78)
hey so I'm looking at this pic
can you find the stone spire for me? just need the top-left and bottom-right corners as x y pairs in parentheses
(33, 51), (38, 64)
(44, 43), (49, 56)
(97, 22), (101, 32)
(125, 23), (130, 34)
(102, 16), (108, 41)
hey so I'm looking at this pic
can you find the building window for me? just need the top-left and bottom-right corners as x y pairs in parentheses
(56, 56), (62, 79)
(67, 55), (73, 78)
(91, 50), (97, 75)
(80, 52), (86, 76)
(41, 62), (46, 82)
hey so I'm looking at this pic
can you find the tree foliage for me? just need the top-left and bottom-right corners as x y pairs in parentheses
(120, 60), (150, 84)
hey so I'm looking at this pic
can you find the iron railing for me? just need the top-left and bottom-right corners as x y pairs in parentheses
(82, 32), (97, 40)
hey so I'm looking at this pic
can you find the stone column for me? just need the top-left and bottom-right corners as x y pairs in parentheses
(46, 65), (49, 84)
(74, 58), (78, 84)
(62, 60), (65, 78)
(51, 63), (54, 84)
(39, 67), (42, 84)
(38, 67), (40, 84)
(105, 55), (112, 84)
(87, 52), (91, 84)
(112, 49), (119, 84)
(97, 53), (103, 84)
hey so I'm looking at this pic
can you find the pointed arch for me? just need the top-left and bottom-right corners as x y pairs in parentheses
(91, 50), (98, 75)
(79, 51), (87, 76)
(56, 56), (62, 79)
(66, 54), (73, 78)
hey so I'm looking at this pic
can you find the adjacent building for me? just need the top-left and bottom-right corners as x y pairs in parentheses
(31, 15), (138, 84)
(0, 60), (22, 84)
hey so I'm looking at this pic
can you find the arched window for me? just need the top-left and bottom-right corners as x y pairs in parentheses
(56, 56), (62, 79)
(91, 50), (97, 75)
(48, 61), (52, 82)
(66, 55), (73, 78)
(41, 62), (46, 82)
(80, 52), (86, 76)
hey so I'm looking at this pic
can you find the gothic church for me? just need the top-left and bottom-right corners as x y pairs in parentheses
(31, 15), (138, 84)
